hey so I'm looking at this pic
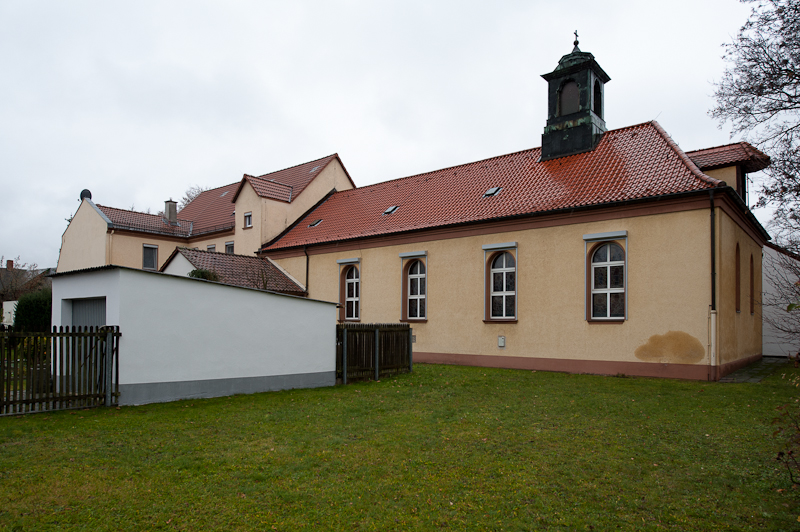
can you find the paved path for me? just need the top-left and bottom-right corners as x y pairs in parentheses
(718, 356), (790, 383)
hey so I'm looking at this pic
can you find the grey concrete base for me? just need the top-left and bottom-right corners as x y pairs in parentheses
(118, 371), (335, 405)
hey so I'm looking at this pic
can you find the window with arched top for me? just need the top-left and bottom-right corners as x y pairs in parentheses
(735, 243), (741, 312)
(558, 80), (580, 116)
(590, 242), (625, 319)
(406, 259), (426, 320)
(490, 251), (516, 319)
(343, 265), (360, 320)
(593, 80), (602, 118)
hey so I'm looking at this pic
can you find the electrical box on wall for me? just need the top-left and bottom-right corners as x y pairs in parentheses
(498, 336), (506, 348)
(412, 335), (416, 343)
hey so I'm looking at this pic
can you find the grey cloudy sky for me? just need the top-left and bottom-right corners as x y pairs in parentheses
(0, 0), (759, 268)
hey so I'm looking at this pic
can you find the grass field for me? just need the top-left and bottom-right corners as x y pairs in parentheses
(1, 362), (799, 531)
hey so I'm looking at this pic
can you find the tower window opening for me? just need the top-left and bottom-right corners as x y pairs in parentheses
(593, 80), (602, 118)
(558, 80), (580, 116)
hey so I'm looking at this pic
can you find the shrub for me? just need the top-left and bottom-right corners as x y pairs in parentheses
(14, 287), (52, 332)
(188, 269), (221, 282)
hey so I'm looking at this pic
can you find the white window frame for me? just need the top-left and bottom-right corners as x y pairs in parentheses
(407, 259), (426, 320)
(482, 242), (517, 321)
(584, 231), (628, 321)
(344, 266), (360, 320)
(244, 212), (252, 228)
(142, 244), (158, 270)
(225, 241), (234, 254)
(489, 252), (516, 319)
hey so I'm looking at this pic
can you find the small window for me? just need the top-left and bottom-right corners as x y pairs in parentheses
(309, 219), (322, 228)
(207, 245), (216, 253)
(383, 206), (399, 215)
(406, 260), (426, 320)
(590, 242), (625, 319)
(225, 242), (234, 254)
(143, 245), (158, 270)
(489, 251), (516, 319)
(344, 266), (360, 320)
(244, 212), (252, 228)
(483, 187), (502, 197)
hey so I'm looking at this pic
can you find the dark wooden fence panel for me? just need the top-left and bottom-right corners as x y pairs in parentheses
(336, 323), (412, 384)
(0, 326), (121, 416)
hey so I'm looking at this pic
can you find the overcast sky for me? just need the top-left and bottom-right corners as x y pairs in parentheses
(0, 0), (762, 268)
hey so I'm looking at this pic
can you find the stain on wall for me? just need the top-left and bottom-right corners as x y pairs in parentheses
(635, 331), (705, 364)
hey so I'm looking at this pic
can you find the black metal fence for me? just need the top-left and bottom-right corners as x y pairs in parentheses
(336, 323), (412, 384)
(0, 326), (121, 415)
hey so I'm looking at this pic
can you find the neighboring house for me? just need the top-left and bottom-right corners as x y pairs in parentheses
(56, 154), (355, 273)
(258, 43), (770, 381)
(0, 259), (53, 302)
(161, 247), (306, 296)
(762, 243), (800, 357)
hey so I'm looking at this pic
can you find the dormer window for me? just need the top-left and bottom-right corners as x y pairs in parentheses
(309, 219), (322, 227)
(383, 206), (399, 215)
(483, 187), (502, 197)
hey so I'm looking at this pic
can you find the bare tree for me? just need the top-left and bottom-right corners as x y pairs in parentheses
(0, 256), (41, 303)
(179, 185), (209, 211)
(710, 0), (800, 247)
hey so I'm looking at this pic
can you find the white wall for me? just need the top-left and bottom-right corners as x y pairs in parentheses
(51, 266), (337, 404)
(763, 246), (800, 357)
(2, 300), (17, 326)
(161, 253), (194, 277)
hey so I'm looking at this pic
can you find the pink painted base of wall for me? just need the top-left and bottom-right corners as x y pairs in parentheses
(415, 352), (763, 382)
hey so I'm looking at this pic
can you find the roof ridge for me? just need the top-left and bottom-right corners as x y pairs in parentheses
(649, 121), (722, 187)
(193, 182), (239, 194)
(254, 153), (338, 179)
(685, 141), (749, 155)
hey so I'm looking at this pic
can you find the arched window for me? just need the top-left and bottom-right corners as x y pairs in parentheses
(591, 242), (625, 319)
(407, 260), (426, 320)
(344, 266), (360, 320)
(558, 80), (580, 116)
(593, 80), (602, 118)
(490, 252), (516, 319)
(749, 253), (754, 315)
(735, 243), (741, 312)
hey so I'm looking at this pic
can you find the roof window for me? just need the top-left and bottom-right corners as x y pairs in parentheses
(383, 206), (399, 215)
(483, 187), (502, 197)
(220, 191), (229, 197)
(310, 165), (321, 173)
(308, 219), (322, 227)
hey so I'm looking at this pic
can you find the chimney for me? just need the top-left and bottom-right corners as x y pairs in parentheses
(165, 200), (178, 223)
(6, 260), (13, 270)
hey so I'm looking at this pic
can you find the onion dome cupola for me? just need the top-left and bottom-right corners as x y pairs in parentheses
(541, 33), (611, 161)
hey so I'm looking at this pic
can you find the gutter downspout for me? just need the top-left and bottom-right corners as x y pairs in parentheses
(709, 189), (717, 381)
(304, 245), (309, 295)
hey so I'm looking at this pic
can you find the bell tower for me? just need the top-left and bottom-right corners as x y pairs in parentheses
(541, 33), (611, 161)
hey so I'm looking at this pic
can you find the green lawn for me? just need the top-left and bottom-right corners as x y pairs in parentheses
(1, 362), (799, 531)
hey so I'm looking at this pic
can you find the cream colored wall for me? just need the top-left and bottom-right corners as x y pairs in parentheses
(107, 233), (184, 270)
(705, 167), (737, 184)
(716, 208), (762, 364)
(273, 209), (715, 366)
(261, 159), (355, 244)
(56, 200), (109, 273)
(232, 183), (264, 256)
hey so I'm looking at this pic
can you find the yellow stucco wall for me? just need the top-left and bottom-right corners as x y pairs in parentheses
(716, 208), (762, 364)
(107, 233), (186, 270)
(232, 183), (264, 256)
(56, 200), (109, 273)
(705, 167), (737, 184)
(273, 208), (729, 366)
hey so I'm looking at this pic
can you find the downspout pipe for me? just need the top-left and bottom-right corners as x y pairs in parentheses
(709, 189), (717, 381)
(304, 245), (309, 294)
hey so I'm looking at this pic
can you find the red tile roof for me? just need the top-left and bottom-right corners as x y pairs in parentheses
(686, 142), (770, 173)
(164, 248), (305, 295)
(176, 182), (239, 234)
(263, 121), (722, 251)
(97, 205), (197, 237)
(233, 154), (351, 203)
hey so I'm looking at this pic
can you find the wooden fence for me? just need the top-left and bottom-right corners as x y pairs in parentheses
(0, 326), (121, 415)
(336, 323), (412, 384)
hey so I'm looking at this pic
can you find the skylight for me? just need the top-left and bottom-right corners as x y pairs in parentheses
(310, 165), (321, 173)
(483, 187), (502, 197)
(308, 219), (322, 227)
(383, 206), (399, 215)
(220, 191), (229, 197)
